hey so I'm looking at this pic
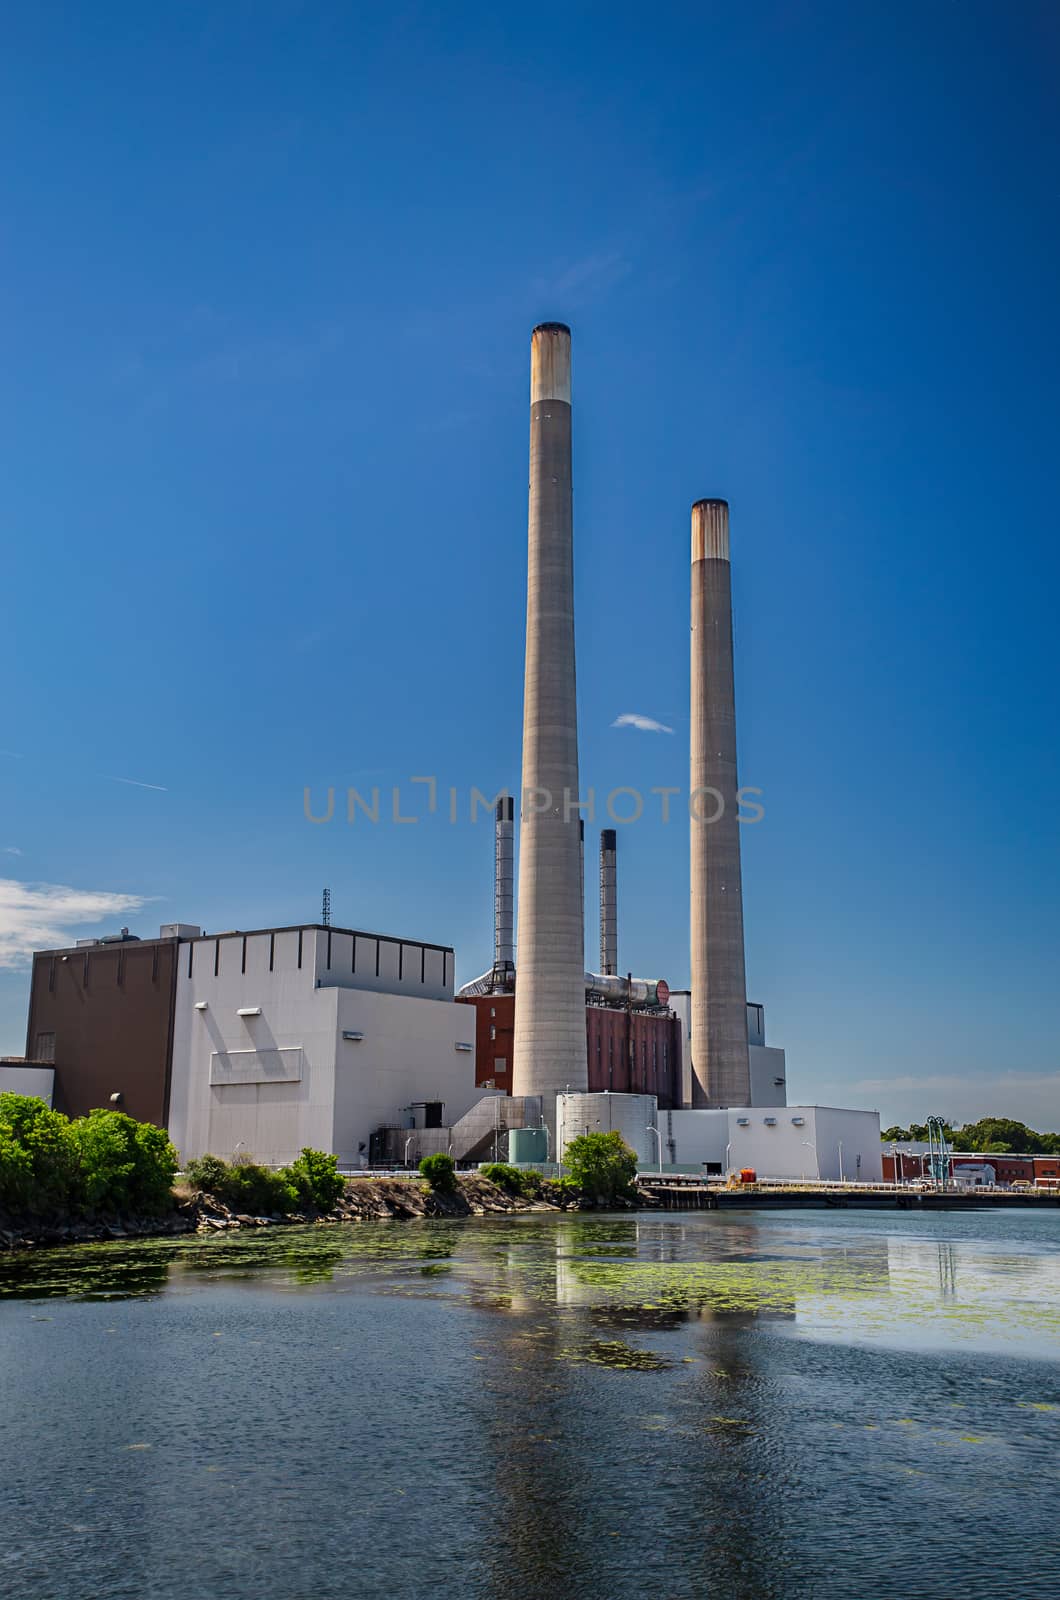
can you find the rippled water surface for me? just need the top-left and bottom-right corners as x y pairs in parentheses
(2, 1208), (1058, 1600)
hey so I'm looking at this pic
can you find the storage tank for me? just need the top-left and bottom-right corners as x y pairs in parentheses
(556, 1091), (659, 1169)
(508, 1127), (549, 1165)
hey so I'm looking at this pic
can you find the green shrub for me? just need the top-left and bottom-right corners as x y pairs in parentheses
(281, 1147), (345, 1212)
(419, 1152), (457, 1192)
(0, 1094), (79, 1214)
(480, 1161), (522, 1191)
(481, 1162), (542, 1198)
(183, 1153), (229, 1193)
(69, 1109), (179, 1216)
(561, 1131), (638, 1203)
(185, 1152), (297, 1215)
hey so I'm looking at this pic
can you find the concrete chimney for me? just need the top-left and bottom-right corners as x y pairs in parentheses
(689, 498), (751, 1107)
(512, 323), (587, 1108)
(494, 796), (514, 973)
(599, 828), (617, 975)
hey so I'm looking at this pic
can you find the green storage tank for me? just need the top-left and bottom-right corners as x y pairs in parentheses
(509, 1127), (548, 1165)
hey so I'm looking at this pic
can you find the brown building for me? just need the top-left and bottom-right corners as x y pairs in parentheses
(24, 932), (182, 1125)
(458, 991), (683, 1109)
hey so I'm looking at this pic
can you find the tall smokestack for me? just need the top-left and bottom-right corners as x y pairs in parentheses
(599, 828), (617, 975)
(512, 323), (587, 1108)
(689, 499), (751, 1107)
(494, 796), (514, 973)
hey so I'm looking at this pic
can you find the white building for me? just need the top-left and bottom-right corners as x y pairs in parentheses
(168, 924), (483, 1167)
(665, 1104), (882, 1182)
(669, 993), (788, 1108)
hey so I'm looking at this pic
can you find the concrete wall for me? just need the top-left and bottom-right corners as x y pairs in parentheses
(749, 1045), (787, 1107)
(0, 1064), (55, 1105)
(330, 988), (481, 1167)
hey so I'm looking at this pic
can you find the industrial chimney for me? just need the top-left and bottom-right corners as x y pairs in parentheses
(689, 499), (751, 1107)
(494, 796), (514, 975)
(511, 323), (587, 1109)
(599, 828), (617, 975)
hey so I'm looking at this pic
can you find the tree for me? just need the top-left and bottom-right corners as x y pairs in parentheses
(68, 1109), (179, 1215)
(881, 1126), (911, 1142)
(562, 1131), (638, 1203)
(0, 1093), (79, 1214)
(950, 1118), (1044, 1154)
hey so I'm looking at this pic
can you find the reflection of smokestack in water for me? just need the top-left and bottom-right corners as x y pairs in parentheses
(689, 499), (750, 1107)
(512, 323), (587, 1106)
(494, 797), (515, 973)
(599, 828), (617, 975)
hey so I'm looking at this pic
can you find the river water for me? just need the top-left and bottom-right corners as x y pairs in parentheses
(2, 1207), (1057, 1600)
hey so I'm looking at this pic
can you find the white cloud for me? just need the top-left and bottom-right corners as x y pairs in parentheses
(3, 846), (22, 856)
(0, 879), (148, 968)
(612, 712), (674, 735)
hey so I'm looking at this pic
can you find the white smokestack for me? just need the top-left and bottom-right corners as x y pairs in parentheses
(512, 323), (587, 1110)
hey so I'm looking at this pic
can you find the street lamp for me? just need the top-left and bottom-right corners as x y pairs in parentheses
(404, 1135), (414, 1168)
(646, 1124), (663, 1175)
(837, 1140), (844, 1184)
(800, 1140), (816, 1183)
(724, 1141), (731, 1177)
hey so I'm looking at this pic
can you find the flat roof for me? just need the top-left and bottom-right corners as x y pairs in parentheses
(34, 922), (454, 959)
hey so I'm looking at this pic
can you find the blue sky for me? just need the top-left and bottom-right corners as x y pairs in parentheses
(2, 1), (1058, 1128)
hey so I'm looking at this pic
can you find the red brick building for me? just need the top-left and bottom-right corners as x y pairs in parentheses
(457, 992), (683, 1108)
(882, 1151), (1057, 1187)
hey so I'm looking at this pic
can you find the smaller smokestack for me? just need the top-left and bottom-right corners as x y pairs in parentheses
(494, 797), (514, 972)
(599, 828), (617, 975)
(579, 819), (585, 931)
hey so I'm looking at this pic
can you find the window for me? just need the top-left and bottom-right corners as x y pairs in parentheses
(34, 1032), (55, 1063)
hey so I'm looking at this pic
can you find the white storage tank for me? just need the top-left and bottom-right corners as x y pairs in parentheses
(556, 1091), (659, 1168)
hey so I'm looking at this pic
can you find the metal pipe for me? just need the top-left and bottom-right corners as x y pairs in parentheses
(599, 827), (617, 975)
(512, 323), (587, 1111)
(689, 499), (751, 1107)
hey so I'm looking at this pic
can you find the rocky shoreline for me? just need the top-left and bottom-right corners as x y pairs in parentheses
(0, 1172), (587, 1252)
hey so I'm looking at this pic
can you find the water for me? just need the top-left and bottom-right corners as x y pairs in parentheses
(2, 1208), (1058, 1600)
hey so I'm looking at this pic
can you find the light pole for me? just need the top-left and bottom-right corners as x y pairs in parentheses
(404, 1135), (414, 1169)
(724, 1141), (732, 1179)
(837, 1140), (844, 1184)
(646, 1124), (663, 1175)
(801, 1140), (816, 1183)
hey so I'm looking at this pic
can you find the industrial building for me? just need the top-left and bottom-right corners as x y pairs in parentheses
(8, 319), (886, 1186)
(16, 920), (488, 1168)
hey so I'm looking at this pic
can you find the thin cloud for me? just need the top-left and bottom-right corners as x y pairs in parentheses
(106, 776), (169, 792)
(612, 713), (674, 735)
(543, 249), (631, 304)
(0, 879), (148, 968)
(3, 847), (22, 856)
